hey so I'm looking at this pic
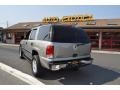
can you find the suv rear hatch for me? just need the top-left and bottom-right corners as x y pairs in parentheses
(51, 25), (91, 60)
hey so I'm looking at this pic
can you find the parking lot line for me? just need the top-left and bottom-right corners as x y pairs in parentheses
(0, 62), (44, 85)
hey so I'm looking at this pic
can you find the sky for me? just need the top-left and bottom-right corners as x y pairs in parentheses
(0, 5), (120, 28)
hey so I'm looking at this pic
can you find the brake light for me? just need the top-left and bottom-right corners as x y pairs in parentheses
(46, 45), (54, 58)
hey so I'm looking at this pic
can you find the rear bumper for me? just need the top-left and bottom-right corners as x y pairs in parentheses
(49, 57), (93, 65)
(50, 57), (93, 70)
(40, 56), (93, 70)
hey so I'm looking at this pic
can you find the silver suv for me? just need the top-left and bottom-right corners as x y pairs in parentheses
(19, 24), (93, 77)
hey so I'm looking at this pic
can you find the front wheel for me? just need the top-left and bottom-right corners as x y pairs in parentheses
(32, 55), (45, 77)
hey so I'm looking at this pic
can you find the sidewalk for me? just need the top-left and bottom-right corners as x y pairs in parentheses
(92, 50), (120, 55)
(0, 69), (28, 85)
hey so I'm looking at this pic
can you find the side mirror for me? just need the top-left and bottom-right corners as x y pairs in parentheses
(24, 31), (31, 40)
(21, 36), (24, 40)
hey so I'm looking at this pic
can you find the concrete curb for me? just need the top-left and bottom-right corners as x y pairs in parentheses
(0, 62), (44, 85)
(0, 43), (19, 47)
(92, 50), (120, 55)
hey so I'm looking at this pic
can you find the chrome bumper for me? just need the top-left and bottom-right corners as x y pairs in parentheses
(40, 56), (93, 70)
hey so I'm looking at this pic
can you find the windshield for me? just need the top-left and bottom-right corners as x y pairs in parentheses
(52, 25), (90, 43)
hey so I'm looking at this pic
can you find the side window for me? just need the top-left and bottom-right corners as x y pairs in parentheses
(29, 29), (37, 40)
(37, 26), (51, 41)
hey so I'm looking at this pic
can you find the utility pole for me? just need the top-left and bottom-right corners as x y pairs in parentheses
(6, 21), (9, 28)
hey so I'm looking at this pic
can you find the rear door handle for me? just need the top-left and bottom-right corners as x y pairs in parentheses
(77, 43), (85, 46)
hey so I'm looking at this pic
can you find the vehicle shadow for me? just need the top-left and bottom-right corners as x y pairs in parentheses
(41, 64), (120, 85)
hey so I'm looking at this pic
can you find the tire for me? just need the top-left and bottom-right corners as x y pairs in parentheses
(19, 46), (24, 59)
(32, 55), (45, 77)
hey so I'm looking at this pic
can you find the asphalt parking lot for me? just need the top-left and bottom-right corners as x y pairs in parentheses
(0, 44), (120, 85)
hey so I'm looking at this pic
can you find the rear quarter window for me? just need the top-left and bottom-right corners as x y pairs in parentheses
(37, 25), (51, 41)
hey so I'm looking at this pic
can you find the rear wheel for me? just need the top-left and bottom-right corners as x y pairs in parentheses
(19, 46), (24, 59)
(32, 55), (45, 77)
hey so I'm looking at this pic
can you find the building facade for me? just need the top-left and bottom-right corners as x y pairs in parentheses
(4, 22), (43, 44)
(4, 19), (120, 51)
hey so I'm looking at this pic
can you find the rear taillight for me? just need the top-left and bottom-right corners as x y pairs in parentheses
(46, 45), (54, 58)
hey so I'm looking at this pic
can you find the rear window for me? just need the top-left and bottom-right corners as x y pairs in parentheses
(52, 25), (90, 43)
